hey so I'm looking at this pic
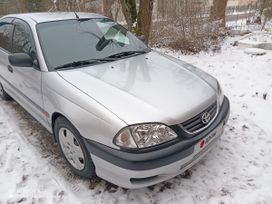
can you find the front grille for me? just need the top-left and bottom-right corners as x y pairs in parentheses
(181, 101), (217, 133)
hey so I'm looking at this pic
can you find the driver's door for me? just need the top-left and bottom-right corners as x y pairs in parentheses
(9, 19), (46, 125)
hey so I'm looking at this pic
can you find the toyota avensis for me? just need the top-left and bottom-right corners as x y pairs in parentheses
(0, 12), (230, 189)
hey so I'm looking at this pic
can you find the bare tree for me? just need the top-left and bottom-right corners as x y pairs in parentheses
(137, 0), (154, 43)
(120, 0), (154, 43)
(260, 0), (272, 15)
(120, 0), (137, 30)
(260, 0), (272, 29)
(210, 0), (228, 27)
(103, 0), (114, 18)
(157, 0), (167, 18)
(55, 0), (60, 11)
(113, 0), (121, 21)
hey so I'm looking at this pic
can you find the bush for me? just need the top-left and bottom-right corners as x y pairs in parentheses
(150, 0), (228, 53)
(151, 17), (228, 54)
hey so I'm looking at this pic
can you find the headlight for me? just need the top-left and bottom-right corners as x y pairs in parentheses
(114, 123), (178, 149)
(217, 82), (224, 107)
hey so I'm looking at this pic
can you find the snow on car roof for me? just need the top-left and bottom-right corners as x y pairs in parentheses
(2, 12), (106, 23)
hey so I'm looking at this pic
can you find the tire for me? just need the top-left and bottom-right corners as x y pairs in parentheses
(0, 82), (11, 101)
(54, 116), (95, 178)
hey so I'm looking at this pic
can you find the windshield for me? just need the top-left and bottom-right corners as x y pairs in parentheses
(37, 18), (150, 71)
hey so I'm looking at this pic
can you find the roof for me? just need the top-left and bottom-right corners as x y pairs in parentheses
(4, 12), (106, 23)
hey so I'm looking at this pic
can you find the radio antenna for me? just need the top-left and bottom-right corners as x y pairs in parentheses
(74, 12), (79, 19)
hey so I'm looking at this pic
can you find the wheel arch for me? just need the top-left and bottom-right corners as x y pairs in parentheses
(51, 112), (67, 141)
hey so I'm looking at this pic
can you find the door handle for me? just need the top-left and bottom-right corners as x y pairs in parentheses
(7, 65), (13, 73)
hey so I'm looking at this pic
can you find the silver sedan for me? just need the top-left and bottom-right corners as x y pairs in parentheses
(0, 12), (230, 189)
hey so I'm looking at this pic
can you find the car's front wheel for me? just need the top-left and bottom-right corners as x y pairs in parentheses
(54, 116), (95, 178)
(0, 82), (11, 100)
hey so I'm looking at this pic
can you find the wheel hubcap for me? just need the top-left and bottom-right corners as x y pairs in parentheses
(59, 128), (85, 170)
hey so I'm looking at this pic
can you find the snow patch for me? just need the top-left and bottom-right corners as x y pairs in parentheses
(244, 48), (267, 55)
(238, 32), (272, 50)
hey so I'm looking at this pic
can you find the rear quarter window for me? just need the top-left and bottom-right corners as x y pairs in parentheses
(0, 19), (14, 52)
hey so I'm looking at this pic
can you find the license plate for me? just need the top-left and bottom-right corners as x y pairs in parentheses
(194, 128), (219, 154)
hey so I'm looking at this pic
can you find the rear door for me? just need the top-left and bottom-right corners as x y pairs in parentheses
(9, 19), (46, 125)
(0, 17), (14, 93)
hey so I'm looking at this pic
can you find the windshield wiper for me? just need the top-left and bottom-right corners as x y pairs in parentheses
(106, 50), (147, 59)
(54, 58), (115, 70)
(54, 51), (148, 70)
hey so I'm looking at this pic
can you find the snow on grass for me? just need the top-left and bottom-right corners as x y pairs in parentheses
(227, 18), (272, 33)
(237, 31), (272, 51)
(1, 36), (272, 204)
(242, 32), (272, 43)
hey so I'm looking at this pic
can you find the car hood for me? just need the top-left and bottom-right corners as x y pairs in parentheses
(58, 51), (217, 125)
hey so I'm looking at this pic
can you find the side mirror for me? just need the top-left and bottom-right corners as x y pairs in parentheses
(8, 53), (33, 67)
(138, 35), (145, 43)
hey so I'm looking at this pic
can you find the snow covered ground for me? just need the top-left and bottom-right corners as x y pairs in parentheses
(227, 17), (272, 33)
(1, 36), (272, 204)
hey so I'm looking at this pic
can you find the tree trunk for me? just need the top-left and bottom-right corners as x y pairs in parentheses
(80, 0), (87, 11)
(113, 0), (121, 21)
(210, 0), (228, 27)
(103, 0), (114, 18)
(55, 0), (60, 11)
(157, 0), (166, 18)
(66, 0), (73, 11)
(137, 0), (154, 44)
(120, 0), (137, 30)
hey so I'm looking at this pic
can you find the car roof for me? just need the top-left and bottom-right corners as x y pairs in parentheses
(3, 12), (106, 23)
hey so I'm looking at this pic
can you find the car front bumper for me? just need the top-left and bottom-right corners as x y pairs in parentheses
(85, 96), (230, 189)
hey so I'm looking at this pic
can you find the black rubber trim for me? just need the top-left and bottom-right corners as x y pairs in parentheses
(84, 96), (230, 171)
